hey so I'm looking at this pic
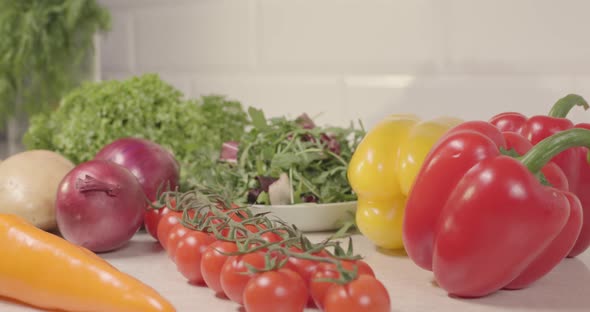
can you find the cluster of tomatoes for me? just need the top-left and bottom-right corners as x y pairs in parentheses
(142, 190), (391, 312)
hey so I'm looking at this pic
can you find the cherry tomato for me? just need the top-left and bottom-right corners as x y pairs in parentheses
(283, 246), (331, 306)
(259, 231), (284, 244)
(227, 210), (249, 222)
(166, 223), (190, 259)
(310, 260), (375, 310)
(144, 201), (176, 240)
(215, 201), (240, 210)
(220, 251), (267, 304)
(210, 223), (260, 240)
(225, 210), (265, 233)
(243, 223), (260, 234)
(208, 218), (231, 239)
(243, 268), (307, 312)
(310, 266), (340, 310)
(323, 259), (375, 277)
(201, 241), (238, 294)
(243, 231), (285, 252)
(174, 230), (215, 284)
(323, 275), (390, 312)
(233, 224), (260, 238)
(144, 208), (163, 240)
(156, 211), (182, 250)
(286, 247), (331, 283)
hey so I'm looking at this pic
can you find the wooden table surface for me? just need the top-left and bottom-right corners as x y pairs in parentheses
(1, 231), (589, 312)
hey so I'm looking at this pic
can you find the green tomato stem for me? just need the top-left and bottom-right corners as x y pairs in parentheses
(166, 186), (367, 283)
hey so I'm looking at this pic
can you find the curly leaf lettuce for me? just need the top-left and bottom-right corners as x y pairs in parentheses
(23, 74), (249, 189)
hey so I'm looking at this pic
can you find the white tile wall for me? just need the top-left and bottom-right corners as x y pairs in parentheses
(98, 0), (590, 130)
(258, 0), (443, 74)
(191, 74), (346, 126)
(134, 0), (253, 72)
(99, 11), (132, 72)
(447, 0), (590, 75)
(344, 75), (576, 126)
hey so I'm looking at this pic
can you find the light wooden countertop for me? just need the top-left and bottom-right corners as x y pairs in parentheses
(1, 231), (589, 312)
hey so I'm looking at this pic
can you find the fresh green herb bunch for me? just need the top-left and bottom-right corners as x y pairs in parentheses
(214, 108), (365, 205)
(23, 74), (249, 189)
(0, 0), (111, 126)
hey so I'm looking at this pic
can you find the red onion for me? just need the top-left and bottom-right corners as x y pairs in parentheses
(94, 137), (180, 201)
(55, 160), (146, 252)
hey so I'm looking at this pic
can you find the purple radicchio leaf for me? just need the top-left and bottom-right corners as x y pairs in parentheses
(247, 176), (279, 204)
(257, 176), (279, 192)
(301, 194), (318, 203)
(247, 188), (262, 204)
(296, 113), (316, 129)
(219, 141), (239, 163)
(320, 133), (341, 155)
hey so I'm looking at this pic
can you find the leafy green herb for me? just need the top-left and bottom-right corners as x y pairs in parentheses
(213, 109), (365, 204)
(0, 0), (111, 126)
(23, 74), (249, 190)
(248, 107), (269, 131)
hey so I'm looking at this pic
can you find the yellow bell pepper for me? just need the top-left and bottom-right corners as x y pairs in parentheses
(347, 114), (462, 250)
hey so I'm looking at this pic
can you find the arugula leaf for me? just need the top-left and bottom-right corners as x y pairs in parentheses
(271, 153), (300, 170)
(257, 191), (270, 205)
(248, 107), (269, 131)
(219, 113), (365, 204)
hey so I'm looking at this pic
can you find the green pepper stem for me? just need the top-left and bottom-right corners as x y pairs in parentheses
(548, 94), (589, 118)
(520, 128), (590, 174)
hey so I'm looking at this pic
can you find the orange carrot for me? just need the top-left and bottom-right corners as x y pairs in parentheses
(0, 213), (175, 312)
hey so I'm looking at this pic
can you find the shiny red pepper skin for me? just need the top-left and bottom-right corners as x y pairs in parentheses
(490, 94), (590, 257)
(402, 121), (583, 298)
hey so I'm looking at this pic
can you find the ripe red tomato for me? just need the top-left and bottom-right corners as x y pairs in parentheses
(166, 223), (190, 259)
(210, 223), (261, 240)
(244, 231), (285, 252)
(144, 204), (175, 240)
(323, 275), (390, 312)
(227, 211), (260, 235)
(233, 224), (260, 239)
(243, 268), (307, 312)
(259, 231), (284, 244)
(156, 211), (182, 250)
(310, 260), (375, 310)
(174, 230), (215, 284)
(324, 259), (375, 277)
(215, 201), (240, 210)
(220, 251), (267, 304)
(283, 246), (331, 306)
(208, 219), (230, 239)
(200, 241), (239, 294)
(243, 223), (261, 234)
(286, 246), (331, 283)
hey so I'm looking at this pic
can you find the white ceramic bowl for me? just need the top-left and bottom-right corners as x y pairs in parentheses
(251, 201), (357, 232)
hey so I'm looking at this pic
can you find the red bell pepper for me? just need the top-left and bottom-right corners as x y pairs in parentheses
(402, 121), (585, 298)
(490, 94), (590, 257)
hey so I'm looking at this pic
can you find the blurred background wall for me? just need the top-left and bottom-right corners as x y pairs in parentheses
(97, 0), (590, 130)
